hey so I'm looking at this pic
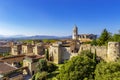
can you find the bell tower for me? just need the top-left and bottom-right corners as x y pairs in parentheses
(72, 25), (78, 40)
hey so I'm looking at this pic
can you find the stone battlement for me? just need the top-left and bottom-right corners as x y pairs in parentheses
(49, 41), (120, 64)
(79, 42), (120, 62)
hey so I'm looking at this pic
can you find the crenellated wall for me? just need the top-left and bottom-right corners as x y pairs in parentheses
(49, 42), (120, 64)
(79, 42), (120, 62)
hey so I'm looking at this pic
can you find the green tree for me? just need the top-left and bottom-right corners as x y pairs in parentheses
(97, 29), (112, 46)
(42, 39), (57, 43)
(33, 59), (48, 80)
(57, 50), (97, 80)
(32, 71), (48, 80)
(47, 62), (58, 73)
(37, 59), (48, 72)
(95, 61), (120, 80)
(112, 32), (120, 42)
(33, 59), (58, 80)
(91, 39), (98, 46)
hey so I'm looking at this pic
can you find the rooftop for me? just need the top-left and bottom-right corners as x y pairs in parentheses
(0, 62), (17, 74)
(0, 55), (25, 60)
(25, 55), (45, 62)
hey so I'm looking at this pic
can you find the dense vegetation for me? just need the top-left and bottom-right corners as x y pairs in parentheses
(57, 50), (97, 80)
(32, 59), (58, 80)
(32, 50), (120, 80)
(95, 61), (120, 80)
(42, 39), (58, 43)
(91, 29), (120, 46)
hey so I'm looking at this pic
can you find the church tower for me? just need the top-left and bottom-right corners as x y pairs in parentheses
(72, 25), (78, 40)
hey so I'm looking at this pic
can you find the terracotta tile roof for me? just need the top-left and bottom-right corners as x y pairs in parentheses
(1, 55), (25, 60)
(25, 55), (45, 62)
(0, 62), (17, 74)
(26, 55), (44, 59)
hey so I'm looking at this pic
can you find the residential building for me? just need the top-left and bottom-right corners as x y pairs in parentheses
(0, 62), (23, 80)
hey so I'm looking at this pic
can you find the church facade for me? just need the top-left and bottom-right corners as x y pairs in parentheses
(72, 25), (97, 42)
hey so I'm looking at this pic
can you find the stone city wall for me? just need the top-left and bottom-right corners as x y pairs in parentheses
(79, 44), (107, 60)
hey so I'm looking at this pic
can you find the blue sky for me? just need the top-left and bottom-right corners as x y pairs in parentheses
(0, 0), (120, 36)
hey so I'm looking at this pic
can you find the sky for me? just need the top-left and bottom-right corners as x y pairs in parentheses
(0, 0), (120, 36)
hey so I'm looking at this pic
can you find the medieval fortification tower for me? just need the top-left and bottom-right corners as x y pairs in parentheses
(107, 42), (120, 62)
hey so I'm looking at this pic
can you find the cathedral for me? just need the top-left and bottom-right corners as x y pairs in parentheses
(72, 25), (97, 42)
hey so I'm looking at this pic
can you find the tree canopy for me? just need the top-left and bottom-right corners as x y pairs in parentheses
(97, 29), (112, 46)
(57, 50), (97, 80)
(32, 59), (58, 80)
(112, 34), (120, 42)
(95, 61), (120, 80)
(32, 71), (48, 80)
(36, 59), (48, 72)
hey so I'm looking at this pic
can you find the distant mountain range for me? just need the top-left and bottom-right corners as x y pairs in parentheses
(0, 35), (72, 40)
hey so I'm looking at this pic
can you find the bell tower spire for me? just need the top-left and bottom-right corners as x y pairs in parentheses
(72, 25), (78, 40)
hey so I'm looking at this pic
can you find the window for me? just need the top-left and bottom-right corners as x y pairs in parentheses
(32, 71), (35, 75)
